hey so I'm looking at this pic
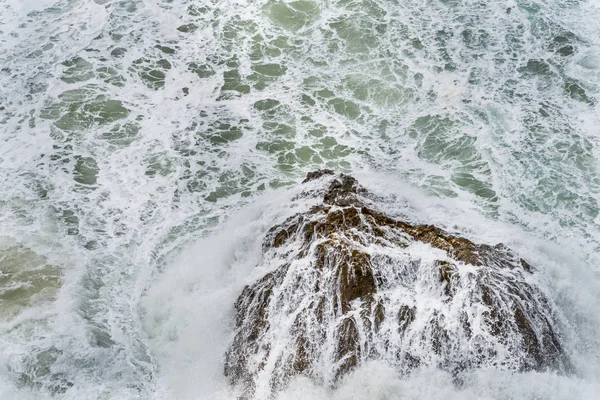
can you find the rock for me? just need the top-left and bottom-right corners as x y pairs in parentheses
(302, 169), (335, 183)
(224, 171), (570, 398)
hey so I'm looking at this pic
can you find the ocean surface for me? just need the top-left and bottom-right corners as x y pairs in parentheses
(1, 0), (600, 399)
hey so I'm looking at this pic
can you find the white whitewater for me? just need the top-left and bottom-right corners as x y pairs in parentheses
(1, 0), (600, 399)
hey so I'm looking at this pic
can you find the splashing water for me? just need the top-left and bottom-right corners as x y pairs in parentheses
(1, 0), (600, 398)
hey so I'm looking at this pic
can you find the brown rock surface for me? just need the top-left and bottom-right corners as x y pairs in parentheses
(224, 171), (569, 398)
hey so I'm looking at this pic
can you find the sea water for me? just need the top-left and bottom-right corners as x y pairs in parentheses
(1, 0), (600, 399)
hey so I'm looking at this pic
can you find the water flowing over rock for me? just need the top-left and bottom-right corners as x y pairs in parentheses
(224, 171), (570, 398)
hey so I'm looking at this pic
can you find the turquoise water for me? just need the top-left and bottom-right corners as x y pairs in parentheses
(1, 0), (600, 398)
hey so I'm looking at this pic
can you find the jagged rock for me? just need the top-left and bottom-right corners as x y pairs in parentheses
(224, 171), (569, 398)
(302, 169), (335, 183)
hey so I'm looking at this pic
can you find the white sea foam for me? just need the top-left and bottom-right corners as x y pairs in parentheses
(1, 0), (600, 398)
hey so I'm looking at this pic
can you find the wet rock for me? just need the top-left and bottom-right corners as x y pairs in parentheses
(302, 168), (335, 183)
(224, 171), (570, 398)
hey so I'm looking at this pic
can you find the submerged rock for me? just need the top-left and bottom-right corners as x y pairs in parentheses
(224, 171), (569, 398)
